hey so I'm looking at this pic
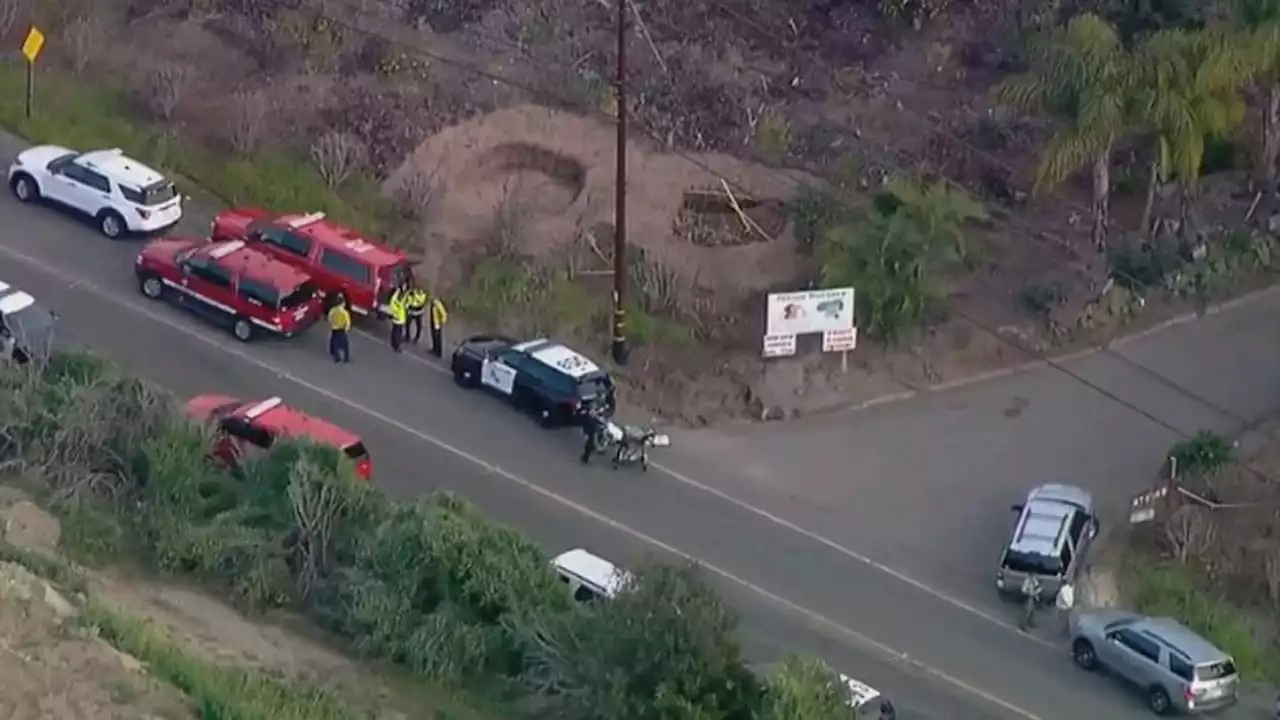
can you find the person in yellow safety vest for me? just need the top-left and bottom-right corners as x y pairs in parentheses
(404, 285), (428, 344)
(388, 284), (408, 353)
(327, 293), (352, 363)
(428, 295), (448, 358)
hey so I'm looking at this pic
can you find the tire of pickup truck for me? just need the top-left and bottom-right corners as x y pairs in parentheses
(232, 317), (254, 343)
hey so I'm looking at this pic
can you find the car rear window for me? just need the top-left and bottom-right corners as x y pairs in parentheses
(238, 277), (281, 308)
(1195, 660), (1237, 681)
(279, 280), (317, 309)
(1002, 550), (1063, 576)
(120, 181), (178, 206)
(343, 442), (368, 459)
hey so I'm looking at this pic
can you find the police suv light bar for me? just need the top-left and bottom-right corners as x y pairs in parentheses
(286, 212), (326, 229)
(243, 397), (283, 419)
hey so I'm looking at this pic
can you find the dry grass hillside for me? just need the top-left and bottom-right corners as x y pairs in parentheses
(0, 488), (493, 720)
(3, 0), (1271, 421)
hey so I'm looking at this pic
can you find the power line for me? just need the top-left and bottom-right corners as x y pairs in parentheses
(266, 0), (1280, 483)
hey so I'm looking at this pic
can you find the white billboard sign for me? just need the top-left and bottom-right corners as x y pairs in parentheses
(766, 288), (855, 337)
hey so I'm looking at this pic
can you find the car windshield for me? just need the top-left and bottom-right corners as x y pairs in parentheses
(577, 375), (611, 399)
(174, 246), (199, 264)
(278, 280), (317, 309)
(1196, 660), (1237, 681)
(1002, 549), (1063, 576)
(343, 442), (368, 459)
(46, 152), (77, 171)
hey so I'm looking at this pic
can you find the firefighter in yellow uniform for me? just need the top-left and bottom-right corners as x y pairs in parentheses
(428, 294), (448, 358)
(404, 285), (428, 344)
(388, 285), (408, 353)
(327, 293), (352, 363)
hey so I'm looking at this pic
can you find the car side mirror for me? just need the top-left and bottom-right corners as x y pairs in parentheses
(1011, 503), (1024, 512)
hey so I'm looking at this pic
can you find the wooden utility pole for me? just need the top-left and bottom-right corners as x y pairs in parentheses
(611, 0), (630, 365)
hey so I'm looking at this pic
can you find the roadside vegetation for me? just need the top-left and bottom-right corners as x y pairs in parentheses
(1118, 429), (1280, 681)
(0, 536), (365, 719)
(0, 351), (857, 719)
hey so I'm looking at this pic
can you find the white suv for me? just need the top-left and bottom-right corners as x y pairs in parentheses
(8, 145), (183, 238)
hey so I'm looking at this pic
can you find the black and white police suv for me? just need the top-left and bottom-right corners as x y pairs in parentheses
(451, 336), (615, 427)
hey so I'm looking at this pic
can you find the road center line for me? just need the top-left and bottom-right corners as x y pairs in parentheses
(373, 328), (1058, 648)
(1, 241), (1043, 719)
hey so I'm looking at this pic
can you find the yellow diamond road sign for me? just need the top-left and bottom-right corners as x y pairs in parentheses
(21, 26), (45, 63)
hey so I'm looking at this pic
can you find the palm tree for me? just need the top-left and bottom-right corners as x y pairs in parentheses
(996, 14), (1135, 250)
(1234, 0), (1280, 219)
(1132, 28), (1251, 239)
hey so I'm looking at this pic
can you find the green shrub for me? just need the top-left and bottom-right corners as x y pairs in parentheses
(1108, 239), (1183, 291)
(1168, 430), (1235, 478)
(762, 655), (850, 720)
(515, 561), (761, 719)
(817, 178), (986, 342)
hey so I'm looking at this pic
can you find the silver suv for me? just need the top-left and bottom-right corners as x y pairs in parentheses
(996, 483), (1097, 602)
(1070, 611), (1239, 715)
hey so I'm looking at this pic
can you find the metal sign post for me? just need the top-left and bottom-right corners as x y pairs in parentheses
(21, 26), (46, 119)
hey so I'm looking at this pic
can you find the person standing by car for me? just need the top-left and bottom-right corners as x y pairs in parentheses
(579, 403), (608, 465)
(404, 283), (428, 344)
(327, 293), (351, 363)
(428, 293), (448, 358)
(1019, 574), (1043, 631)
(1054, 581), (1075, 636)
(388, 285), (408, 353)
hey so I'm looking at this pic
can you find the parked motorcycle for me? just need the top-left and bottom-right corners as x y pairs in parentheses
(601, 421), (670, 471)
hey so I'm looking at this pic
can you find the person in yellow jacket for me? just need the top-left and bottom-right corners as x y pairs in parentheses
(428, 295), (448, 358)
(387, 284), (408, 353)
(404, 285), (428, 344)
(327, 293), (352, 363)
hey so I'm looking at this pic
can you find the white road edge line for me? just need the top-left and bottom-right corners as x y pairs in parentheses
(372, 327), (1058, 648)
(0, 241), (1042, 720)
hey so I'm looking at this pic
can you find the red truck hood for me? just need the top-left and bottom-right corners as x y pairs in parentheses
(140, 236), (202, 264)
(183, 393), (240, 421)
(213, 207), (269, 239)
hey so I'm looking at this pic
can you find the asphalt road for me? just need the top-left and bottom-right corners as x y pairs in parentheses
(4, 131), (1270, 719)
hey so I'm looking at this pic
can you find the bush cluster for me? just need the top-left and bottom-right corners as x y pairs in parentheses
(0, 352), (853, 719)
